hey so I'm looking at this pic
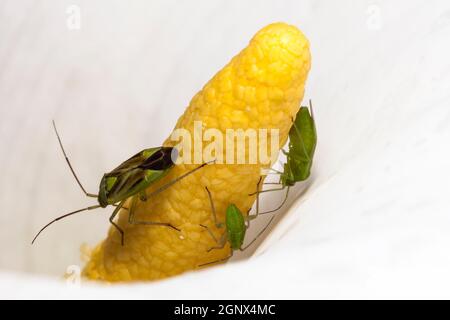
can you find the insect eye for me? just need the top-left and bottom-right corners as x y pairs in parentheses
(105, 177), (118, 192)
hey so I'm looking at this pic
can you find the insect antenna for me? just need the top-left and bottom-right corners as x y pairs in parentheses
(52, 120), (97, 198)
(31, 205), (102, 244)
(258, 187), (290, 215)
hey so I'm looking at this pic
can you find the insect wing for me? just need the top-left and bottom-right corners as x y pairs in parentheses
(106, 147), (163, 176)
(139, 147), (175, 170)
(105, 168), (145, 202)
(101, 147), (175, 204)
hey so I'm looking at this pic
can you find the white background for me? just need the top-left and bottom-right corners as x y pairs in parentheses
(1, 0), (450, 299)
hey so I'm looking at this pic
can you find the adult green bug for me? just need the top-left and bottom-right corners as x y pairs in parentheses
(32, 121), (210, 245)
(198, 182), (274, 267)
(251, 100), (317, 214)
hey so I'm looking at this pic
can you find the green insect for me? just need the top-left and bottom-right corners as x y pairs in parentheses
(251, 100), (317, 214)
(32, 121), (209, 245)
(199, 181), (274, 267)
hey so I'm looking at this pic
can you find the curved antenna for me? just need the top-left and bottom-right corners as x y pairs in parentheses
(31, 205), (101, 244)
(52, 120), (97, 198)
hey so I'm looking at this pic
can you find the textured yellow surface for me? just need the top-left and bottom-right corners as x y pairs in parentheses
(83, 22), (311, 282)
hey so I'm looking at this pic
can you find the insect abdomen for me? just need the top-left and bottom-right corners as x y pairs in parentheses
(225, 204), (246, 250)
(284, 106), (317, 184)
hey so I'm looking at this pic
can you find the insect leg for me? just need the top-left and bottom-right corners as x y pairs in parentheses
(32, 204), (102, 244)
(205, 231), (228, 253)
(109, 201), (125, 245)
(52, 120), (97, 198)
(127, 196), (181, 232)
(265, 168), (284, 175)
(199, 224), (220, 244)
(205, 187), (223, 228)
(249, 185), (285, 196)
(247, 177), (262, 222)
(125, 162), (214, 231)
(198, 251), (234, 268)
(248, 182), (289, 216)
(258, 186), (290, 215)
(113, 203), (129, 211)
(240, 215), (275, 251)
(144, 161), (214, 200)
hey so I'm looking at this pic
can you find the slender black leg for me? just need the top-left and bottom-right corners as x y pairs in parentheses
(125, 162), (214, 231)
(199, 224), (219, 243)
(249, 185), (285, 196)
(242, 178), (275, 250)
(247, 177), (262, 222)
(240, 216), (275, 251)
(199, 223), (229, 251)
(198, 249), (233, 268)
(259, 186), (290, 215)
(127, 195), (180, 232)
(109, 201), (125, 245)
